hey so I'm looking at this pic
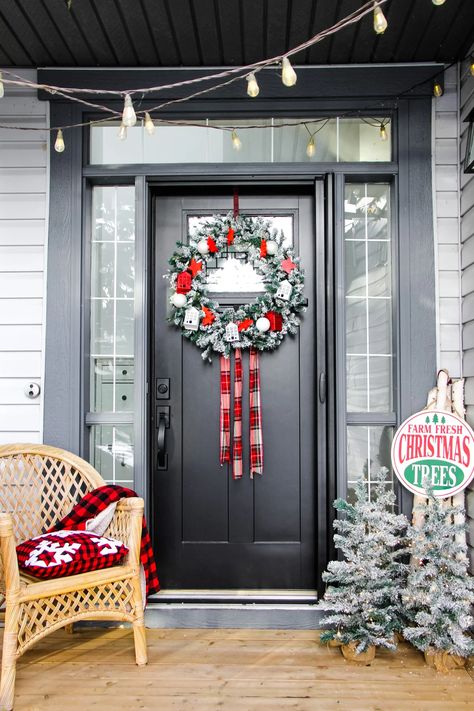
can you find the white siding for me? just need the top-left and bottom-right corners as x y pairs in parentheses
(460, 54), (474, 571)
(434, 64), (462, 379)
(0, 70), (48, 444)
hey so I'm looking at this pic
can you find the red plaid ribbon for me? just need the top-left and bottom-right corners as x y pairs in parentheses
(49, 485), (160, 598)
(220, 355), (231, 465)
(232, 348), (243, 479)
(249, 348), (263, 478)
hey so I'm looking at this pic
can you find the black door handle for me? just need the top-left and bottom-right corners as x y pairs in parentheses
(157, 413), (168, 470)
(319, 372), (326, 404)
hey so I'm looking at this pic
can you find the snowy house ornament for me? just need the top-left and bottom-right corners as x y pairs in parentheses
(225, 322), (239, 343)
(276, 279), (292, 301)
(183, 306), (200, 331)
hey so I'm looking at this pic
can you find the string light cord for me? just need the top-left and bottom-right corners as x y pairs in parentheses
(0, 1), (388, 100)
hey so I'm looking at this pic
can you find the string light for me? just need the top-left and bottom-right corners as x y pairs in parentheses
(433, 81), (443, 97)
(54, 129), (65, 152)
(144, 112), (155, 135)
(470, 58), (474, 77)
(306, 135), (316, 158)
(122, 94), (137, 127)
(281, 57), (297, 87)
(379, 122), (387, 141)
(231, 129), (242, 151)
(246, 73), (260, 98)
(373, 3), (388, 34)
(432, 0), (446, 5)
(0, 72), (4, 99)
(118, 123), (127, 140)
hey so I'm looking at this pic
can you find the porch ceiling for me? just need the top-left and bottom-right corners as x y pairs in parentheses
(0, 1), (472, 69)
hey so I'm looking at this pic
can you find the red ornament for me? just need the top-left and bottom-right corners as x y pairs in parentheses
(176, 270), (192, 294)
(227, 228), (235, 245)
(238, 318), (253, 332)
(207, 236), (218, 254)
(202, 306), (215, 326)
(281, 256), (297, 274)
(265, 311), (283, 332)
(188, 258), (203, 277)
(260, 239), (267, 257)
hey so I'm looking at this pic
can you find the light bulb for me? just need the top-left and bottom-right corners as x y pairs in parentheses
(373, 4), (388, 34)
(432, 0), (446, 5)
(118, 123), (127, 141)
(470, 58), (474, 77)
(54, 129), (65, 153)
(379, 123), (387, 141)
(281, 57), (297, 87)
(144, 112), (155, 135)
(306, 136), (315, 158)
(0, 72), (4, 99)
(231, 130), (242, 151)
(433, 82), (443, 97)
(122, 94), (137, 127)
(246, 73), (260, 98)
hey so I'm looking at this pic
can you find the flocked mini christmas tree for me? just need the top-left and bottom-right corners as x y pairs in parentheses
(318, 469), (409, 653)
(402, 486), (474, 660)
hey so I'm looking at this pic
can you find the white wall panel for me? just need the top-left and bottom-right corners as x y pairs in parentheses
(0, 73), (47, 443)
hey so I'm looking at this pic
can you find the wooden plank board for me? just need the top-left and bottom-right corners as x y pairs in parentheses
(2, 628), (471, 711)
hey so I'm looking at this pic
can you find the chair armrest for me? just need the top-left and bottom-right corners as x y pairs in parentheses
(0, 513), (21, 596)
(105, 497), (144, 569)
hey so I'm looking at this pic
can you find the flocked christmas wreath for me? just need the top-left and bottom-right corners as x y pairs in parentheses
(165, 212), (306, 360)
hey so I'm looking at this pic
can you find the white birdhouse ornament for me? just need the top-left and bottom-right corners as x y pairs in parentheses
(276, 279), (292, 301)
(225, 322), (240, 343)
(183, 306), (200, 331)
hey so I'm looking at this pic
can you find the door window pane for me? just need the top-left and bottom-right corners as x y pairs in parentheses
(346, 425), (394, 502)
(90, 424), (134, 484)
(187, 214), (293, 294)
(345, 182), (393, 413)
(90, 186), (135, 411)
(90, 117), (391, 164)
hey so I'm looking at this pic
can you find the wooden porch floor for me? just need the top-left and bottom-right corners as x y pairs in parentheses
(3, 627), (473, 710)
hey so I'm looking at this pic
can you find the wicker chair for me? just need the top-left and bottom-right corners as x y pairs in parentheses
(0, 444), (147, 711)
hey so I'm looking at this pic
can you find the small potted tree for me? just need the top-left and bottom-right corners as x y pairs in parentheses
(403, 488), (474, 672)
(318, 469), (409, 664)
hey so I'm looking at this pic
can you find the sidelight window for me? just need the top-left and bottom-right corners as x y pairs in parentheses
(87, 186), (136, 485)
(343, 181), (396, 501)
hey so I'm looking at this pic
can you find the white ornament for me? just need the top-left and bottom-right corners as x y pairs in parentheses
(276, 279), (292, 301)
(171, 292), (187, 308)
(196, 239), (209, 255)
(266, 240), (278, 255)
(183, 306), (200, 331)
(225, 322), (240, 343)
(256, 317), (270, 333)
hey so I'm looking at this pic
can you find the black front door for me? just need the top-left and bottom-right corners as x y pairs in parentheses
(152, 187), (321, 591)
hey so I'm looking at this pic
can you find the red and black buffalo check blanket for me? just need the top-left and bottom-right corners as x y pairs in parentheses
(50, 485), (159, 597)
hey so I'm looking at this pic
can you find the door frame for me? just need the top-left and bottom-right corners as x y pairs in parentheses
(149, 182), (329, 596)
(43, 71), (437, 605)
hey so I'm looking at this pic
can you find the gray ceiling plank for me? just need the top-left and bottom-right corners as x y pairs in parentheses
(164, 0), (202, 66)
(188, 0), (222, 66)
(141, 0), (181, 66)
(59, 0), (118, 65)
(241, 0), (266, 65)
(116, 0), (159, 66)
(215, 0), (243, 65)
(15, 0), (77, 65)
(265, 0), (290, 58)
(327, 0), (365, 64)
(1, 0), (53, 65)
(370, 1), (414, 64)
(435, 0), (474, 62)
(91, 0), (140, 65)
(306, 1), (340, 64)
(0, 7), (34, 65)
(43, 0), (97, 65)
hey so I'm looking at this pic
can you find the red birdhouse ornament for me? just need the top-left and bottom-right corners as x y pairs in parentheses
(176, 270), (192, 294)
(265, 311), (283, 332)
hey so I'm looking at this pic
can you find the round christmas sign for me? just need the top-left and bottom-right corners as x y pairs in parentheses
(391, 410), (474, 498)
